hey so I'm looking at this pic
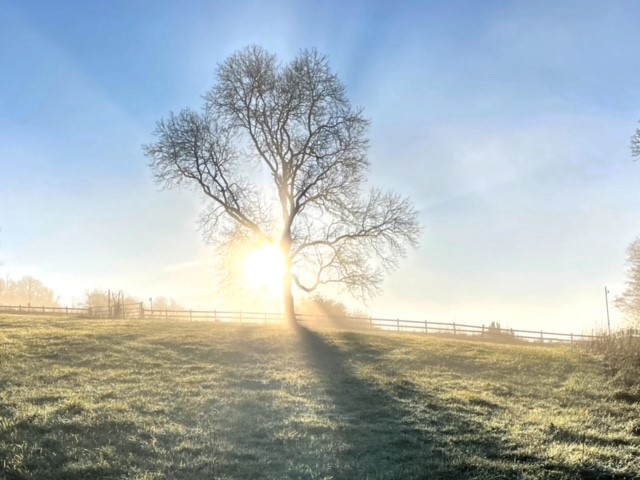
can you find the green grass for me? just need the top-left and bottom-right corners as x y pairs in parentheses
(0, 315), (638, 479)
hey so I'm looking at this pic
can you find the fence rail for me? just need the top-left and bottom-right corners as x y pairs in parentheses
(0, 304), (87, 316)
(0, 303), (619, 345)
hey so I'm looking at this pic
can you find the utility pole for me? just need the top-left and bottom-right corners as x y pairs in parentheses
(604, 286), (611, 335)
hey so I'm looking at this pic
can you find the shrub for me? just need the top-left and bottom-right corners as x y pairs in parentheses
(583, 329), (640, 388)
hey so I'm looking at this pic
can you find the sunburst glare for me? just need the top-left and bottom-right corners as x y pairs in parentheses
(244, 244), (286, 299)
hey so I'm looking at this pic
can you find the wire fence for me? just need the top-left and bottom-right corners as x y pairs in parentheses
(0, 302), (622, 345)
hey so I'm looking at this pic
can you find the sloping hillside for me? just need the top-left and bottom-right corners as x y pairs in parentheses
(0, 316), (638, 479)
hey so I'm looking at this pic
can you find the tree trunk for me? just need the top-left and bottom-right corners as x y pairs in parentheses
(283, 269), (296, 327)
(281, 231), (297, 327)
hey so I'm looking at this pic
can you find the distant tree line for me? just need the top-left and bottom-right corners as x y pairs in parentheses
(0, 274), (351, 317)
(82, 290), (184, 312)
(0, 276), (186, 314)
(0, 276), (60, 307)
(485, 322), (516, 338)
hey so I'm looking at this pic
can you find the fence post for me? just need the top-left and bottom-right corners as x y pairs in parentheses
(369, 316), (373, 329)
(214, 310), (217, 322)
(453, 322), (456, 335)
(482, 324), (485, 335)
(425, 320), (428, 333)
(540, 330), (544, 343)
(190, 309), (193, 321)
(66, 307), (68, 315)
(570, 333), (573, 344)
(42, 306), (45, 313)
(397, 318), (400, 332)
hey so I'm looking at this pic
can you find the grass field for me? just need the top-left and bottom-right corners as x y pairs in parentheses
(0, 315), (638, 479)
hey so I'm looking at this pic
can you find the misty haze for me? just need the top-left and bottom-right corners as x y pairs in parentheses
(1, 1), (640, 479)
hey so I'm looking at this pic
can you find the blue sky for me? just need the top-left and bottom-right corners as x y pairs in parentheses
(1, 0), (640, 332)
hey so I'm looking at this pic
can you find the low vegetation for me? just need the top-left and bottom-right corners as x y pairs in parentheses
(0, 315), (638, 479)
(584, 331), (640, 393)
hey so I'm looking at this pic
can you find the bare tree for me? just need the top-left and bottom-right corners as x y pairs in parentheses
(144, 46), (420, 324)
(150, 296), (185, 312)
(618, 128), (640, 325)
(83, 289), (139, 309)
(0, 275), (60, 307)
(615, 237), (640, 327)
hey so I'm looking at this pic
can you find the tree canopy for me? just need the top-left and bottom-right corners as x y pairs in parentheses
(144, 46), (420, 323)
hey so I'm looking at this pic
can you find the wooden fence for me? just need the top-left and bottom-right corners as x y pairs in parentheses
(0, 304), (88, 316)
(0, 303), (612, 344)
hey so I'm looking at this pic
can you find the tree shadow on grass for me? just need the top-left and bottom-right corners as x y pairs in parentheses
(2, 322), (635, 479)
(292, 325), (636, 480)
(292, 325), (510, 479)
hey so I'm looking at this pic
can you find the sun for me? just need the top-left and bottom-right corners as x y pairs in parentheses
(244, 244), (286, 298)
